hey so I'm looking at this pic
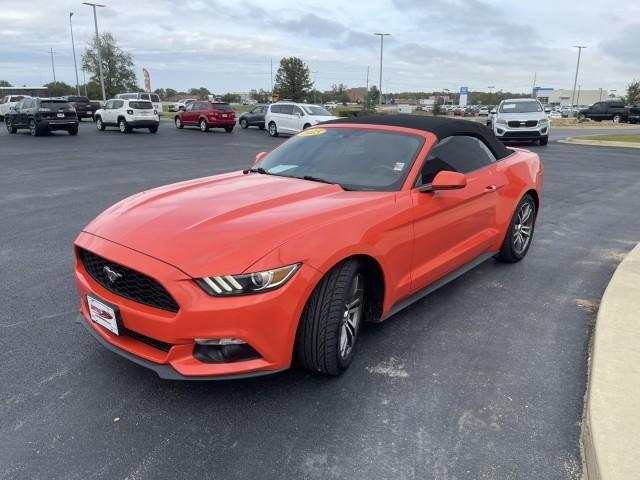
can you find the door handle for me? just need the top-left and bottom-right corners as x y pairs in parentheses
(483, 185), (498, 193)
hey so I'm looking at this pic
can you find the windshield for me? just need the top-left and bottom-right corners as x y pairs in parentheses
(68, 96), (90, 103)
(499, 101), (542, 113)
(256, 127), (424, 191)
(140, 94), (160, 102)
(302, 105), (332, 116)
(129, 101), (153, 109)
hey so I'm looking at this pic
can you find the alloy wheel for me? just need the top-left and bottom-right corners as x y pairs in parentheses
(119, 120), (126, 133)
(96, 118), (103, 130)
(29, 120), (37, 136)
(339, 273), (364, 360)
(175, 118), (181, 128)
(200, 120), (207, 132)
(513, 201), (534, 254)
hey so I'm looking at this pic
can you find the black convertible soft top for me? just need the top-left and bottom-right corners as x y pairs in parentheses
(323, 114), (512, 160)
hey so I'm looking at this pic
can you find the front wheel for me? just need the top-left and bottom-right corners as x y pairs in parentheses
(496, 194), (537, 263)
(268, 121), (278, 137)
(6, 119), (17, 134)
(613, 114), (621, 124)
(29, 119), (39, 137)
(295, 259), (365, 375)
(240, 118), (248, 129)
(175, 117), (183, 129)
(95, 117), (105, 131)
(538, 136), (548, 146)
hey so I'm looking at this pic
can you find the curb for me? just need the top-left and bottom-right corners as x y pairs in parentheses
(583, 242), (640, 479)
(559, 137), (640, 149)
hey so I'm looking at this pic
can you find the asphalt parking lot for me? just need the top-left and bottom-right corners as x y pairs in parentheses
(2, 121), (640, 480)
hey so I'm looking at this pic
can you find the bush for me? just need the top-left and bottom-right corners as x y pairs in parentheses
(335, 109), (378, 117)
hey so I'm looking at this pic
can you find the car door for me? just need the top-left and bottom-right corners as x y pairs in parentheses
(100, 100), (112, 124)
(278, 104), (295, 132)
(291, 105), (305, 132)
(183, 102), (198, 124)
(21, 98), (35, 126)
(410, 135), (503, 292)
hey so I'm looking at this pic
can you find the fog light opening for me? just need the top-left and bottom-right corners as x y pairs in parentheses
(195, 338), (246, 346)
(193, 340), (261, 364)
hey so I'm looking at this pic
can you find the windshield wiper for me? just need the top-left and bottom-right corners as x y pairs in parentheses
(242, 167), (267, 174)
(299, 176), (351, 190)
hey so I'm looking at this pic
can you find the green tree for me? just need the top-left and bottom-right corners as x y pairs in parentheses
(0, 80), (12, 87)
(364, 85), (379, 109)
(626, 80), (640, 105)
(153, 88), (166, 100)
(250, 89), (270, 103)
(44, 81), (76, 97)
(188, 87), (210, 99)
(274, 57), (313, 102)
(432, 97), (444, 116)
(164, 88), (177, 99)
(84, 81), (102, 100)
(81, 32), (137, 98)
(221, 93), (241, 103)
(331, 83), (350, 105)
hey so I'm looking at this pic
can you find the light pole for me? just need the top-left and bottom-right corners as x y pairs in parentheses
(49, 48), (56, 82)
(374, 33), (390, 106)
(444, 88), (450, 105)
(599, 87), (603, 101)
(570, 45), (586, 110)
(83, 2), (106, 102)
(69, 12), (80, 95)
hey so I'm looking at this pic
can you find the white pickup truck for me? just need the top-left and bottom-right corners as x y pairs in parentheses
(0, 95), (30, 121)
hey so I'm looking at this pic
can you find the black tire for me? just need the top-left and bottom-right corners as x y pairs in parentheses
(268, 121), (278, 137)
(95, 117), (105, 131)
(240, 118), (248, 129)
(175, 117), (183, 129)
(259, 124), (265, 130)
(68, 126), (78, 136)
(539, 136), (548, 146)
(29, 119), (39, 137)
(225, 126), (234, 133)
(6, 119), (17, 134)
(496, 194), (537, 263)
(613, 114), (621, 124)
(149, 126), (158, 134)
(295, 259), (365, 375)
(118, 118), (130, 133)
(303, 123), (311, 130)
(577, 113), (585, 121)
(199, 119), (209, 132)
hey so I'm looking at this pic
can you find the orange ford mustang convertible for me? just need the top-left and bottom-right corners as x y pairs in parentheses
(74, 115), (543, 380)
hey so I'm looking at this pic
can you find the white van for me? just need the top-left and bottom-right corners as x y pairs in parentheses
(115, 92), (163, 113)
(265, 102), (336, 137)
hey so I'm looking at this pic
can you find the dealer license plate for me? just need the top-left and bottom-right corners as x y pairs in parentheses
(87, 295), (119, 335)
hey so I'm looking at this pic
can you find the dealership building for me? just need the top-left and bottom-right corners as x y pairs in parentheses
(533, 88), (612, 107)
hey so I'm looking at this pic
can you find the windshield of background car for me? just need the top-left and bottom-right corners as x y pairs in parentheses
(9, 96), (26, 103)
(499, 101), (542, 113)
(68, 96), (90, 103)
(140, 94), (160, 102)
(256, 127), (424, 191)
(129, 101), (153, 110)
(302, 105), (332, 116)
(41, 100), (72, 110)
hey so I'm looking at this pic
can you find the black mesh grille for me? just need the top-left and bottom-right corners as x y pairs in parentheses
(503, 130), (541, 138)
(508, 120), (538, 128)
(124, 328), (173, 352)
(79, 248), (179, 312)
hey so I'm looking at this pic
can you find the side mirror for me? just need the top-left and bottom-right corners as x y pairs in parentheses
(490, 109), (497, 114)
(420, 171), (467, 193)
(9, 106), (15, 111)
(255, 151), (267, 165)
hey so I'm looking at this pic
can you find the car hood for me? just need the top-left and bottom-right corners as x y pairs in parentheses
(84, 172), (390, 277)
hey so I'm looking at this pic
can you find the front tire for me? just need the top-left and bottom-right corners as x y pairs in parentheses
(29, 119), (39, 137)
(295, 259), (365, 375)
(175, 117), (183, 129)
(539, 136), (548, 146)
(240, 118), (248, 129)
(613, 114), (621, 124)
(95, 117), (105, 131)
(6, 119), (17, 134)
(268, 121), (278, 137)
(496, 194), (537, 263)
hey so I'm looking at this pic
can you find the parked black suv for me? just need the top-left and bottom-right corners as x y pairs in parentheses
(5, 97), (79, 136)
(62, 95), (96, 120)
(578, 101), (626, 123)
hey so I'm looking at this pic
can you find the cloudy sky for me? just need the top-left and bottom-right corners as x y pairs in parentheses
(1, 0), (638, 94)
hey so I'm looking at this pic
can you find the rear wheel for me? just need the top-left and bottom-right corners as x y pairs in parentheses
(225, 126), (234, 133)
(149, 125), (158, 133)
(6, 119), (17, 134)
(29, 119), (39, 137)
(118, 119), (130, 133)
(496, 194), (537, 263)
(240, 118), (248, 129)
(199, 119), (209, 132)
(175, 117), (183, 129)
(295, 259), (365, 375)
(68, 126), (78, 136)
(95, 117), (105, 131)
(268, 121), (278, 137)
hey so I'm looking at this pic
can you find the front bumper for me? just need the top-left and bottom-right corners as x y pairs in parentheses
(494, 123), (548, 141)
(74, 232), (315, 379)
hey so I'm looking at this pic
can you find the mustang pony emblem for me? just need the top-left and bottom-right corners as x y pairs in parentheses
(103, 266), (123, 283)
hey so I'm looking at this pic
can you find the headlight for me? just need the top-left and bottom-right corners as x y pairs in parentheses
(539, 118), (549, 125)
(496, 118), (507, 125)
(195, 263), (301, 296)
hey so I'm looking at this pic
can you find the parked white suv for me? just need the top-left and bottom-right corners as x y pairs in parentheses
(0, 95), (30, 121)
(94, 99), (160, 134)
(265, 102), (337, 137)
(491, 98), (551, 145)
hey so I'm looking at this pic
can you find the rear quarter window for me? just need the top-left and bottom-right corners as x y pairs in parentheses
(211, 103), (232, 111)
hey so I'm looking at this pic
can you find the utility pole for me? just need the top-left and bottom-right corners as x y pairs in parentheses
(49, 48), (56, 83)
(576, 84), (582, 106)
(69, 12), (80, 95)
(82, 69), (88, 96)
(531, 72), (537, 98)
(270, 58), (273, 101)
(599, 87), (603, 101)
(570, 45), (586, 110)
(366, 66), (369, 92)
(374, 33), (390, 106)
(83, 3), (106, 102)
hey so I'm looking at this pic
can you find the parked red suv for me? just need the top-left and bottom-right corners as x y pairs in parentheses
(174, 101), (235, 132)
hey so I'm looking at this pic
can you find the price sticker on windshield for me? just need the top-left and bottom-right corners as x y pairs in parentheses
(298, 128), (326, 137)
